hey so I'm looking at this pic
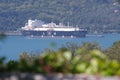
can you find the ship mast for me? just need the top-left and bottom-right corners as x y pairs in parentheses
(67, 22), (69, 28)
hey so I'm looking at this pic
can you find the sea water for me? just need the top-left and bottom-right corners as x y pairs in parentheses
(0, 33), (120, 60)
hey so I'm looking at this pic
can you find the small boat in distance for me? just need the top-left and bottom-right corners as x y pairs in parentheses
(20, 19), (87, 38)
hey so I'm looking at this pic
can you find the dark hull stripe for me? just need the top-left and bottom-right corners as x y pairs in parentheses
(21, 30), (87, 38)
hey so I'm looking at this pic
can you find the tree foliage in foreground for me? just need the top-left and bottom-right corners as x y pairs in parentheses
(105, 41), (120, 61)
(0, 42), (120, 76)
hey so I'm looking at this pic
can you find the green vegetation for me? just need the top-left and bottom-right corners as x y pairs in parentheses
(0, 0), (120, 33)
(0, 42), (120, 76)
(105, 41), (120, 61)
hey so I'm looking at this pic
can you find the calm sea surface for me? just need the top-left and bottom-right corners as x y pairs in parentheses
(0, 33), (120, 60)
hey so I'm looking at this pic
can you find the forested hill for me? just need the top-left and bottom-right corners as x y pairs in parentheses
(0, 0), (120, 33)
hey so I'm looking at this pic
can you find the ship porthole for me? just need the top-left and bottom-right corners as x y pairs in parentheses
(52, 35), (54, 38)
(62, 35), (64, 38)
(43, 32), (45, 35)
(54, 32), (56, 35)
(71, 35), (74, 38)
(48, 32), (51, 35)
(41, 35), (44, 37)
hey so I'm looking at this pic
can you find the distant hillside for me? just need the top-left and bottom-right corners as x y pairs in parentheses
(0, 0), (120, 33)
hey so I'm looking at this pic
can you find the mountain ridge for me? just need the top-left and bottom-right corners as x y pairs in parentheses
(0, 0), (119, 33)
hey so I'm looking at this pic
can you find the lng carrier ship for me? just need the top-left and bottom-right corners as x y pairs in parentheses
(21, 19), (87, 38)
